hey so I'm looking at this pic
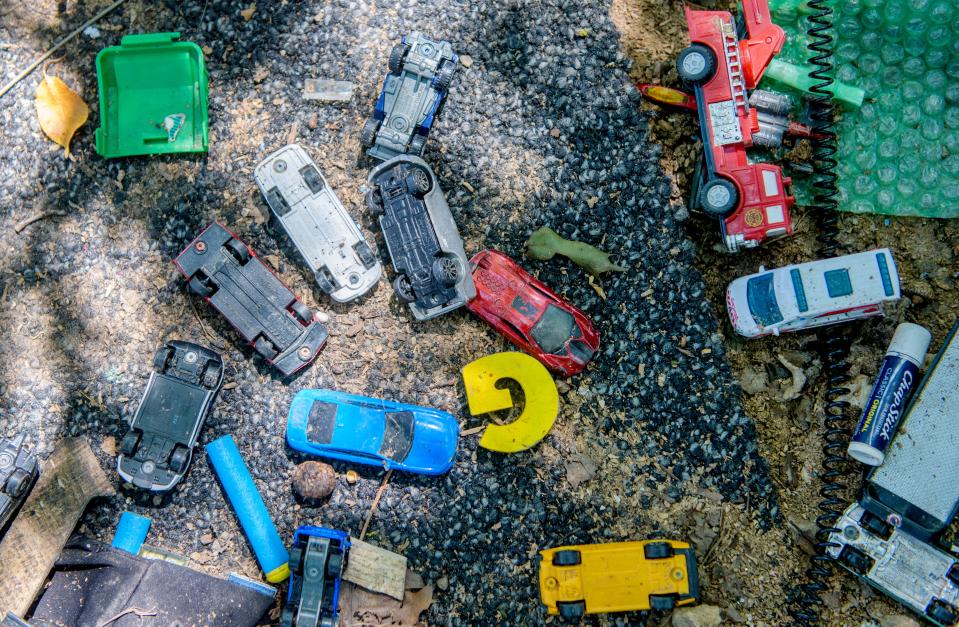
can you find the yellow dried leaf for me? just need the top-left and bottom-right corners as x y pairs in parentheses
(35, 75), (89, 157)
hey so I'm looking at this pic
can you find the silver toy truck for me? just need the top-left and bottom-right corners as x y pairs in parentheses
(361, 32), (458, 161)
(829, 503), (958, 626)
(255, 144), (381, 303)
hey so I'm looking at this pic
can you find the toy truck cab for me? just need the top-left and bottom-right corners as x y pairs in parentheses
(0, 435), (39, 534)
(282, 526), (350, 627)
(539, 540), (699, 618)
(726, 249), (901, 338)
(679, 0), (794, 252)
(362, 33), (458, 161)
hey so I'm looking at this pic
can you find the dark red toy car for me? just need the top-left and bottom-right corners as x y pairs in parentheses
(466, 250), (599, 378)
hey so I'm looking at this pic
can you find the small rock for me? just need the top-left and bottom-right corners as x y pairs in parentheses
(346, 470), (359, 484)
(292, 461), (337, 500)
(436, 575), (449, 591)
(723, 607), (746, 624)
(459, 55), (473, 68)
(564, 453), (597, 488)
(200, 533), (214, 545)
(307, 114), (318, 130)
(100, 436), (116, 457)
(240, 3), (256, 20)
(738, 366), (769, 395)
(575, 28), (590, 37)
(672, 605), (723, 627)
(549, 128), (561, 138)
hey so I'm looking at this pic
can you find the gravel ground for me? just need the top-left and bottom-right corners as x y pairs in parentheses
(1, 1), (778, 624)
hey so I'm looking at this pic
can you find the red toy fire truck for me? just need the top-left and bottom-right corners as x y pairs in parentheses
(678, 0), (795, 252)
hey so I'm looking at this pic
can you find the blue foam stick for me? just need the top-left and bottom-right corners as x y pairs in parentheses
(112, 511), (151, 555)
(206, 435), (289, 582)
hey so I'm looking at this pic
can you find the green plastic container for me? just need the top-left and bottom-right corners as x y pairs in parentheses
(95, 32), (208, 158)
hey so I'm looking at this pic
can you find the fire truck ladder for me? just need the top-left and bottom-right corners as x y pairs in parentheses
(721, 19), (749, 118)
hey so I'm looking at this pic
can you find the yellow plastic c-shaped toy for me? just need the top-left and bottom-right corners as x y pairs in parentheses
(461, 352), (560, 453)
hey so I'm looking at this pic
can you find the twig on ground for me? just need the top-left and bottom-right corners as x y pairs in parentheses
(97, 607), (156, 627)
(359, 469), (393, 541)
(15, 210), (66, 233)
(286, 121), (300, 147)
(461, 426), (485, 437)
(187, 294), (224, 349)
(0, 0), (128, 99)
(702, 506), (726, 566)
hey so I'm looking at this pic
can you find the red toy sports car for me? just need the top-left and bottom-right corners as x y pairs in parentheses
(467, 250), (599, 377)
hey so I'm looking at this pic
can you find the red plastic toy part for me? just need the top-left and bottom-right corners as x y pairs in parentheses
(679, 0), (794, 252)
(466, 250), (599, 378)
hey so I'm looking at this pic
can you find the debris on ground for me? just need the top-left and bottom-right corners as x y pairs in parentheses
(35, 73), (88, 156)
(291, 461), (337, 501)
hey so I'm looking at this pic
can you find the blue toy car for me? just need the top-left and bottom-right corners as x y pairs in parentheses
(282, 526), (350, 627)
(361, 32), (458, 161)
(286, 389), (459, 475)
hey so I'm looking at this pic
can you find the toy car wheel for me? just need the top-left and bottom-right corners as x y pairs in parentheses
(361, 117), (381, 148)
(153, 345), (174, 372)
(188, 274), (215, 297)
(699, 178), (739, 218)
(169, 445), (190, 473)
(552, 550), (581, 566)
(408, 134), (427, 156)
(432, 256), (462, 288)
(4, 468), (31, 497)
(365, 189), (385, 216)
(315, 270), (336, 294)
(120, 430), (141, 456)
(254, 335), (279, 359)
(289, 545), (305, 573)
(407, 166), (433, 196)
(201, 363), (221, 389)
(224, 238), (251, 264)
(433, 60), (456, 91)
(838, 545), (874, 575)
(556, 601), (585, 619)
(280, 607), (295, 627)
(291, 300), (314, 325)
(927, 600), (959, 626)
(677, 44), (716, 84)
(326, 552), (343, 577)
(948, 564), (959, 586)
(388, 43), (411, 74)
(649, 594), (678, 611)
(643, 541), (675, 560)
(393, 275), (416, 303)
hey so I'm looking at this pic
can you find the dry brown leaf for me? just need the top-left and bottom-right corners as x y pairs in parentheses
(35, 74), (89, 157)
(240, 3), (256, 20)
(339, 581), (434, 626)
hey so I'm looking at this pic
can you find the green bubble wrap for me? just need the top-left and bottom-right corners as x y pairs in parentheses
(768, 0), (959, 218)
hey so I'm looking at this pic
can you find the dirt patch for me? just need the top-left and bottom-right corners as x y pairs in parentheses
(612, 0), (959, 624)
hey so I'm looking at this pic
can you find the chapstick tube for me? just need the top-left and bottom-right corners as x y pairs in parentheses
(848, 323), (931, 466)
(206, 435), (289, 583)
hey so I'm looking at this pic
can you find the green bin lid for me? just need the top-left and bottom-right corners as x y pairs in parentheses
(94, 32), (208, 158)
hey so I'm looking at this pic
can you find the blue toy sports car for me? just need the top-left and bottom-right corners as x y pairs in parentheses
(286, 389), (459, 475)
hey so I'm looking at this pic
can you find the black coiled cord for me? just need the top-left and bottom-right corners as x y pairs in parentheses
(791, 0), (853, 624)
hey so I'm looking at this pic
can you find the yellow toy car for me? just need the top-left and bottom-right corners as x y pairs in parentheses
(538, 540), (699, 619)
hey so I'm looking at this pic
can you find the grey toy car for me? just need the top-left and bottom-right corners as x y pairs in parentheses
(361, 32), (458, 162)
(254, 144), (381, 303)
(366, 155), (475, 320)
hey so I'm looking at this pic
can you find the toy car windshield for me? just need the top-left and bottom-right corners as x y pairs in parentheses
(117, 340), (223, 491)
(174, 223), (328, 376)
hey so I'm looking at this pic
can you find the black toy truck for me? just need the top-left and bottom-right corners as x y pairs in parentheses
(175, 223), (328, 376)
(366, 155), (475, 321)
(0, 434), (39, 534)
(117, 341), (223, 491)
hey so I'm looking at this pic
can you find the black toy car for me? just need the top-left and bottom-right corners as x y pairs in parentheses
(117, 341), (223, 491)
(0, 434), (39, 534)
(174, 223), (328, 376)
(366, 155), (475, 320)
